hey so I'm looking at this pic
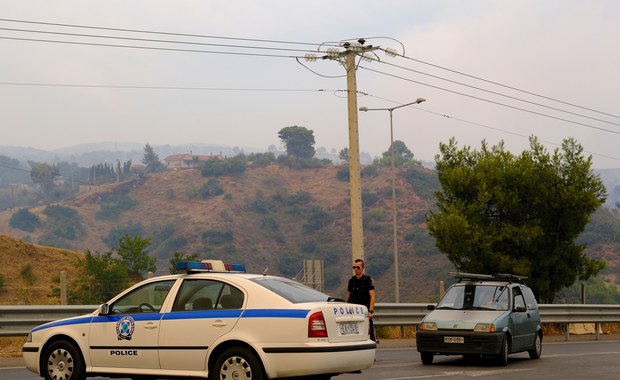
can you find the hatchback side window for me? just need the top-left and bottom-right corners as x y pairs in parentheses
(111, 280), (175, 314)
(512, 286), (526, 310)
(522, 286), (539, 310)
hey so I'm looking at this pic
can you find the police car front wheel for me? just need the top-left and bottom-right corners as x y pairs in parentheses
(42, 340), (85, 380)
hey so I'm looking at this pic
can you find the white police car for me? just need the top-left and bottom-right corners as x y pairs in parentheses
(23, 260), (376, 380)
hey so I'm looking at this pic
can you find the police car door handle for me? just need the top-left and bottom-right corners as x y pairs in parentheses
(144, 322), (158, 330)
(212, 320), (227, 327)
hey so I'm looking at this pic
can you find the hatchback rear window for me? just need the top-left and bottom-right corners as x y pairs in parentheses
(251, 277), (329, 303)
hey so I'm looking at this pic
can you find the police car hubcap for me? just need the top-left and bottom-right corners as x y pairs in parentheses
(48, 349), (73, 378)
(222, 356), (251, 379)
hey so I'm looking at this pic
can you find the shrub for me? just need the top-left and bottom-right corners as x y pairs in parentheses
(21, 263), (36, 285)
(336, 167), (349, 182)
(201, 157), (246, 176)
(96, 194), (138, 221)
(302, 206), (333, 233)
(202, 229), (234, 245)
(43, 205), (84, 240)
(9, 208), (40, 232)
(200, 179), (225, 199)
(102, 222), (145, 249)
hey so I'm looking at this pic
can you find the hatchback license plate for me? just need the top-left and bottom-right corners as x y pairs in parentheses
(339, 322), (359, 335)
(444, 336), (464, 343)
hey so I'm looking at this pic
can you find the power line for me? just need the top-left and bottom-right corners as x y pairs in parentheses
(0, 26), (318, 55)
(0, 35), (306, 58)
(359, 65), (620, 136)
(0, 18), (333, 48)
(0, 82), (339, 93)
(390, 50), (620, 120)
(364, 94), (620, 164)
(370, 56), (620, 128)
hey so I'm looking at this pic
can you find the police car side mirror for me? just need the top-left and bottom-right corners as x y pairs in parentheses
(99, 304), (111, 315)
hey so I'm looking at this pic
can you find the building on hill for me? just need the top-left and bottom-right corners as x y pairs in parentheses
(164, 152), (222, 169)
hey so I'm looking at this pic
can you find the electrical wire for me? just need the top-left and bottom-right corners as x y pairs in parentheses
(0, 36), (307, 58)
(358, 65), (620, 136)
(0, 82), (339, 92)
(389, 50), (620, 120)
(0, 18), (336, 48)
(0, 26), (319, 54)
(363, 94), (620, 164)
(368, 56), (620, 128)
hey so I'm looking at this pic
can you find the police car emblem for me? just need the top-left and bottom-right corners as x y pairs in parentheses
(116, 316), (135, 341)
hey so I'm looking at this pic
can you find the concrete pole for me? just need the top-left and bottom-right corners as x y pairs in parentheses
(345, 49), (365, 265)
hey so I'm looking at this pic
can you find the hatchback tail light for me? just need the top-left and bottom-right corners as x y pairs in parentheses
(308, 311), (328, 338)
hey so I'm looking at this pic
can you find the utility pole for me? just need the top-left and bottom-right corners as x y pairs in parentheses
(319, 40), (380, 265)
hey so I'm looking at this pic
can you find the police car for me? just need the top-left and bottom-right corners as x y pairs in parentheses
(23, 260), (376, 380)
(416, 272), (542, 366)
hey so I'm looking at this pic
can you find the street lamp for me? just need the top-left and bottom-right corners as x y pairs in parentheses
(359, 98), (426, 302)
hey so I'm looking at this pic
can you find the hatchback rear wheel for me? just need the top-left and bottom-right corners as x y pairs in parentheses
(528, 333), (542, 359)
(420, 352), (434, 365)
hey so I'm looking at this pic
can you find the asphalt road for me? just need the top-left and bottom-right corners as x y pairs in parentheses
(2, 336), (620, 380)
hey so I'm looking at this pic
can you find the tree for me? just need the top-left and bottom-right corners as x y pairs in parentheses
(9, 208), (40, 232)
(70, 250), (130, 304)
(116, 234), (157, 278)
(374, 140), (415, 166)
(141, 143), (165, 173)
(29, 162), (58, 196)
(427, 137), (607, 303)
(278, 126), (316, 159)
(168, 251), (201, 274)
(338, 147), (349, 162)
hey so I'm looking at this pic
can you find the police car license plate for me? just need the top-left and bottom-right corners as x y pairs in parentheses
(339, 322), (359, 335)
(444, 336), (464, 343)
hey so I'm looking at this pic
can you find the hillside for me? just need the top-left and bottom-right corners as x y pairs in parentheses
(0, 235), (83, 304)
(0, 163), (618, 304)
(0, 164), (453, 302)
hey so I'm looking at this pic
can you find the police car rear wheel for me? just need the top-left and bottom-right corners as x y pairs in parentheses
(43, 340), (85, 380)
(213, 347), (265, 380)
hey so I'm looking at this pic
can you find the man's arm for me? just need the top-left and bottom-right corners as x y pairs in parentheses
(368, 289), (376, 316)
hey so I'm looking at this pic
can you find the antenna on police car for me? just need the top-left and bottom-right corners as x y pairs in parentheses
(263, 266), (269, 276)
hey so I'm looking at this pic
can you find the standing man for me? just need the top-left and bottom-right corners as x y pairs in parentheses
(346, 258), (376, 341)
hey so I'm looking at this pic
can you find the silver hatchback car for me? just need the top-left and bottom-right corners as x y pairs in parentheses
(416, 272), (542, 366)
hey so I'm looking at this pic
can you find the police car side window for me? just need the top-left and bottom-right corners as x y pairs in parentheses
(217, 285), (244, 309)
(111, 280), (175, 314)
(172, 279), (224, 312)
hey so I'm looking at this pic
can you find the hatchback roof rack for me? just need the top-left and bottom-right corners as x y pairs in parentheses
(448, 271), (527, 284)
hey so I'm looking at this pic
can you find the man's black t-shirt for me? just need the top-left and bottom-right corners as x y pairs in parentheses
(347, 274), (375, 308)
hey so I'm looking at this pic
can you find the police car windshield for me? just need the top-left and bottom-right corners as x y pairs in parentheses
(251, 277), (329, 303)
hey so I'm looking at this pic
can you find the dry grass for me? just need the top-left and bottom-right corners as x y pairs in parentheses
(0, 337), (27, 357)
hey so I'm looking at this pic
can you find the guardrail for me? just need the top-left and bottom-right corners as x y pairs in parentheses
(2, 303), (620, 340)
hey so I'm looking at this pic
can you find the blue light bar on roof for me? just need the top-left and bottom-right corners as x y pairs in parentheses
(176, 261), (213, 271)
(175, 261), (246, 273)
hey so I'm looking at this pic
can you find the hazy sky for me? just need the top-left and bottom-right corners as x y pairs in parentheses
(2, 1), (619, 168)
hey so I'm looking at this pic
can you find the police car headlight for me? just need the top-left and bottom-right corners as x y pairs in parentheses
(419, 322), (437, 331)
(474, 323), (495, 332)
